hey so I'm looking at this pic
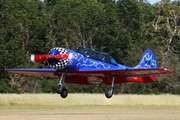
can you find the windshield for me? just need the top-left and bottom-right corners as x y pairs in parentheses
(74, 46), (117, 64)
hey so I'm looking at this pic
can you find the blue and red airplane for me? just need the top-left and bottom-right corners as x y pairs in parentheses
(5, 46), (173, 98)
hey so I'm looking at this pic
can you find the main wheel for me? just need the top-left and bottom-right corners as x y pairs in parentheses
(105, 88), (113, 98)
(56, 84), (63, 94)
(60, 88), (68, 98)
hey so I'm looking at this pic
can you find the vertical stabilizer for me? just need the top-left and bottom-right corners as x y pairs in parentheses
(134, 49), (158, 68)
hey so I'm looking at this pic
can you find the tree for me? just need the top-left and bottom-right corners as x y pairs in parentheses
(0, 0), (46, 93)
(145, 0), (180, 93)
(146, 0), (180, 64)
(0, 0), (178, 94)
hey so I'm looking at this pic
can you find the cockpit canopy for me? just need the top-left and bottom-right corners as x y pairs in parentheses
(74, 46), (117, 64)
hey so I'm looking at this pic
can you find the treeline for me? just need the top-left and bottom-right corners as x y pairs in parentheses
(1, 0), (180, 94)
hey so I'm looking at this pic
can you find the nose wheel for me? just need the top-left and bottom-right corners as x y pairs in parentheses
(56, 72), (68, 98)
(105, 77), (115, 99)
(56, 84), (68, 98)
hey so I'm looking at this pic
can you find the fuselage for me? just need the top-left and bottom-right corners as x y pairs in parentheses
(30, 46), (157, 84)
(48, 46), (155, 84)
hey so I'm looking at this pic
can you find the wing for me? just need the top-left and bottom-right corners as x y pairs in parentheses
(5, 67), (173, 85)
(77, 67), (173, 77)
(5, 68), (57, 77)
(5, 68), (90, 85)
(5, 67), (173, 77)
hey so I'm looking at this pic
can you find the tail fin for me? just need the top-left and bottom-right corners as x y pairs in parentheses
(134, 49), (158, 68)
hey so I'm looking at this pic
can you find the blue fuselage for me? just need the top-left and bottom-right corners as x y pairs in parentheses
(65, 49), (128, 71)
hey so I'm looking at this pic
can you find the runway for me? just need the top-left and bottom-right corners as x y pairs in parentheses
(1, 106), (180, 120)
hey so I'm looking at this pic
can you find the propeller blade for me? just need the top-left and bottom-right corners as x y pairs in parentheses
(31, 54), (69, 62)
(53, 54), (69, 59)
(31, 54), (47, 62)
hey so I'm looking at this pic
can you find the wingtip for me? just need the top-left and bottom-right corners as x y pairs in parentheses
(160, 67), (174, 76)
(4, 67), (6, 70)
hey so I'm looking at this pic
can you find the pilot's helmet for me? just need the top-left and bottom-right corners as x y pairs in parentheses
(102, 55), (105, 61)
(86, 51), (90, 57)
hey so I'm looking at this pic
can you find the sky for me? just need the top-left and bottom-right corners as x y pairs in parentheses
(148, 0), (161, 4)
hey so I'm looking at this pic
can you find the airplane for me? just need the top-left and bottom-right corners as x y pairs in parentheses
(5, 46), (173, 98)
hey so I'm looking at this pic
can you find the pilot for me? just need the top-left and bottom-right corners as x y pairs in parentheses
(84, 51), (89, 57)
(102, 57), (105, 61)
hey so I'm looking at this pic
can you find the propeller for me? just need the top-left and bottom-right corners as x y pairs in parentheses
(30, 54), (69, 62)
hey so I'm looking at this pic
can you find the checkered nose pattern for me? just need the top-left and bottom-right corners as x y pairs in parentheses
(47, 47), (68, 70)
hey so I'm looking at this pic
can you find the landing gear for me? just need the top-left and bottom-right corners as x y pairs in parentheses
(60, 88), (68, 98)
(56, 72), (68, 98)
(105, 77), (114, 99)
(105, 87), (113, 98)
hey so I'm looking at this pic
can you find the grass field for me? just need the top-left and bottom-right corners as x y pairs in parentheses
(0, 94), (180, 120)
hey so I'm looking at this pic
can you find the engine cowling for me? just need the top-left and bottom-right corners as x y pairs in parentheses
(47, 47), (68, 70)
(31, 47), (80, 71)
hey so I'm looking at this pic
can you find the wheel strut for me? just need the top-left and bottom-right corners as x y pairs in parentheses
(56, 72), (68, 98)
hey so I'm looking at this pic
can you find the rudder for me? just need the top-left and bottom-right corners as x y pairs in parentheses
(134, 49), (158, 68)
